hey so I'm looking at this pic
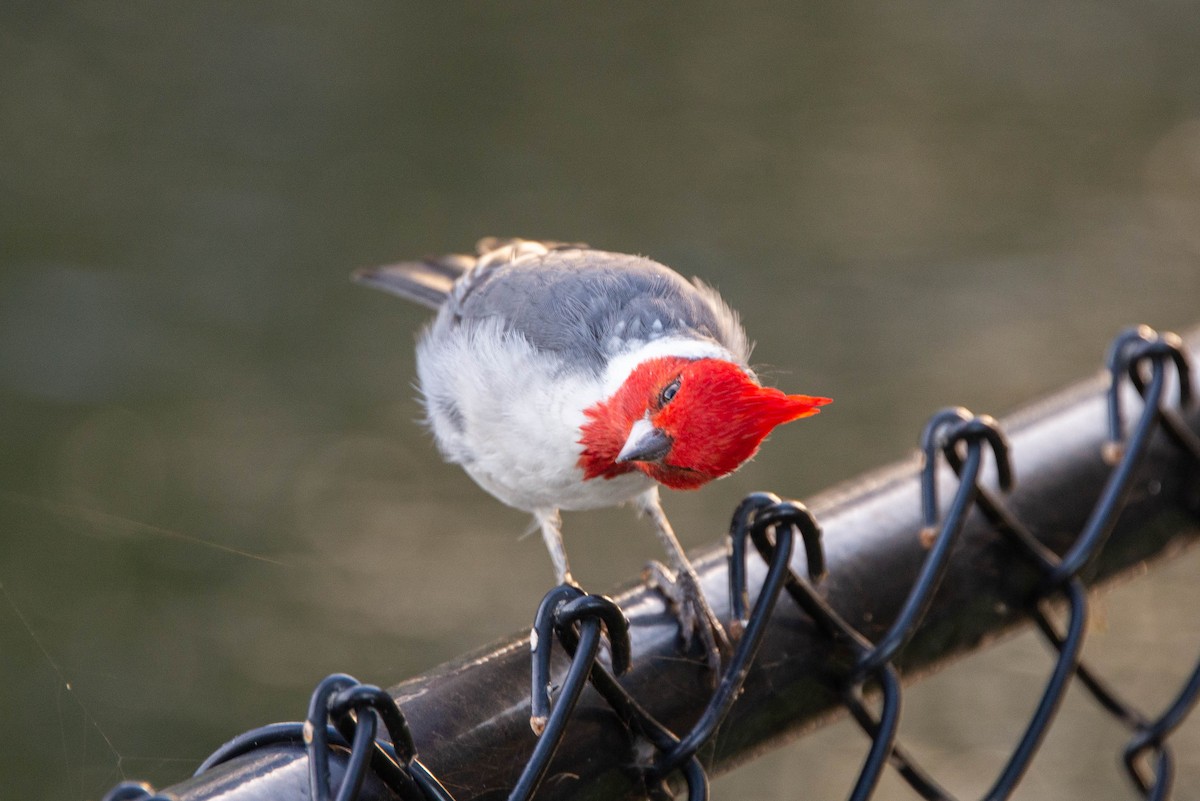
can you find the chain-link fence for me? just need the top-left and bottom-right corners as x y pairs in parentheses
(104, 324), (1200, 801)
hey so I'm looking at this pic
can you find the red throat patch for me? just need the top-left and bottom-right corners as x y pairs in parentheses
(578, 357), (831, 489)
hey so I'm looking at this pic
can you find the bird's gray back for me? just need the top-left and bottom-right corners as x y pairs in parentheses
(443, 248), (750, 372)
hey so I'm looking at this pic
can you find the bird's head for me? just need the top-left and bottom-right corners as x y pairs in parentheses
(578, 356), (831, 490)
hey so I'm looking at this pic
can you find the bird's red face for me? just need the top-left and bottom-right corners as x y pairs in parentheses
(578, 357), (831, 490)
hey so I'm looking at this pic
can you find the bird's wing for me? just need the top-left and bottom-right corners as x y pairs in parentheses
(355, 239), (750, 372)
(453, 248), (752, 372)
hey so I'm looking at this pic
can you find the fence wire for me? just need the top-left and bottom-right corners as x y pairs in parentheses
(104, 324), (1200, 801)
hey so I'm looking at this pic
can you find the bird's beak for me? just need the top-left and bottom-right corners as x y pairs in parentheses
(616, 417), (672, 464)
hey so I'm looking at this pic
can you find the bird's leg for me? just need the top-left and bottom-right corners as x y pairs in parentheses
(637, 489), (730, 675)
(535, 508), (577, 587)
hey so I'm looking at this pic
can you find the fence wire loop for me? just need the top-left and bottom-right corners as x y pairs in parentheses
(656, 495), (805, 770)
(728, 492), (824, 630)
(515, 585), (633, 801)
(530, 587), (710, 801)
(528, 584), (630, 736)
(858, 408), (1013, 680)
(1105, 325), (1194, 461)
(736, 497), (905, 800)
(1055, 326), (1196, 585)
(100, 781), (170, 801)
(186, 673), (451, 801)
(920, 407), (1013, 531)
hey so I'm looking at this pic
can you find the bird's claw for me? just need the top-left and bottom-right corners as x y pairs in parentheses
(644, 560), (730, 679)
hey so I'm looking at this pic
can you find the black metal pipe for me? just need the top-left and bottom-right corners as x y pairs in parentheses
(157, 334), (1200, 801)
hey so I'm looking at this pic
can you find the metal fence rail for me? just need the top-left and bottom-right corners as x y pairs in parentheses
(106, 325), (1200, 801)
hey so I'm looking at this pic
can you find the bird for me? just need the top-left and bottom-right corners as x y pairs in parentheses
(353, 238), (830, 671)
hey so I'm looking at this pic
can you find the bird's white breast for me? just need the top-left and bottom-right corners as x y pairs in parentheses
(416, 316), (655, 512)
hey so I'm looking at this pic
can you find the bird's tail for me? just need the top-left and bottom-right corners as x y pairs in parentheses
(352, 238), (588, 310)
(352, 252), (475, 310)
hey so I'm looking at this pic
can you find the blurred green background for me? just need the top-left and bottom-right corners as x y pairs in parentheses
(3, 4), (1200, 799)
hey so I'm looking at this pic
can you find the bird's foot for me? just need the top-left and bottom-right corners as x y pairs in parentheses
(643, 560), (730, 679)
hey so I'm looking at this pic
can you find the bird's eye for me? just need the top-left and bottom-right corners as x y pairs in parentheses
(658, 377), (681, 407)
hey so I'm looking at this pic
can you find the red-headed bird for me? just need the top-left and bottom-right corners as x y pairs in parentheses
(355, 239), (830, 668)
